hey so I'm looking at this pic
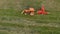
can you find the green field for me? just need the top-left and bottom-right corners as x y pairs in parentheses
(0, 0), (60, 34)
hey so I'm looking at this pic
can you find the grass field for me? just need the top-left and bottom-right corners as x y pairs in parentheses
(0, 0), (60, 34)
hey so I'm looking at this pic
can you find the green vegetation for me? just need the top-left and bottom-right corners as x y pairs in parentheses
(0, 0), (60, 34)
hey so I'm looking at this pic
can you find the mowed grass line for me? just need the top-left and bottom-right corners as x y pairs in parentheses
(0, 12), (60, 23)
(0, 22), (60, 34)
(0, 22), (25, 28)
